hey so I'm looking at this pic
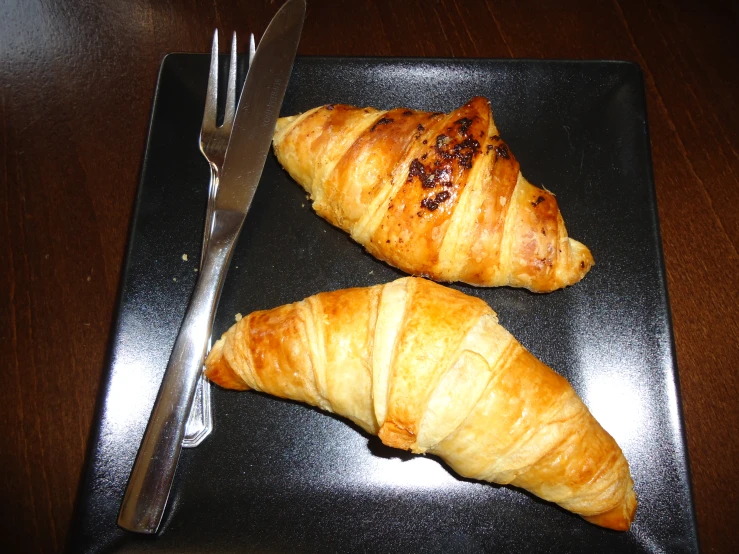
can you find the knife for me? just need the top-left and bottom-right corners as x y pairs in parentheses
(117, 0), (306, 534)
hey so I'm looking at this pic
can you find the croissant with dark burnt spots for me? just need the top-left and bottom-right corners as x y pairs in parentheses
(205, 277), (636, 529)
(272, 97), (593, 292)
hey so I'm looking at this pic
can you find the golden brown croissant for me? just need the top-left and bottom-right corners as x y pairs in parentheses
(272, 97), (594, 292)
(205, 277), (636, 530)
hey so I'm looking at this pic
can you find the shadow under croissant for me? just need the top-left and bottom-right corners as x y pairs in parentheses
(213, 388), (617, 530)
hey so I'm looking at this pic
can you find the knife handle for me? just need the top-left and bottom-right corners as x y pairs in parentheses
(118, 210), (244, 534)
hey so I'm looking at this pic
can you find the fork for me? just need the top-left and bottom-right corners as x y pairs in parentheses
(183, 30), (256, 448)
(200, 29), (256, 261)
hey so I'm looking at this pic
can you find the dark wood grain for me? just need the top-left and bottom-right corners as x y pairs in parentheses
(1, 0), (736, 552)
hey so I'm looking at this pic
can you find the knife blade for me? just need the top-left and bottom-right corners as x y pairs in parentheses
(216, 0), (305, 215)
(117, 0), (305, 534)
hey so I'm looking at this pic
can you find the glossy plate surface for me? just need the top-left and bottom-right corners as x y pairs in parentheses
(68, 56), (698, 553)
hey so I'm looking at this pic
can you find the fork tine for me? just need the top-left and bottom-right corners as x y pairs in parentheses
(248, 33), (256, 67)
(202, 30), (219, 130)
(223, 32), (237, 127)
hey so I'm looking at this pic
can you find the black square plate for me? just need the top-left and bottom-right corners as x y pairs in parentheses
(68, 56), (698, 553)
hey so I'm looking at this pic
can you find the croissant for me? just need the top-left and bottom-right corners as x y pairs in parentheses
(205, 277), (636, 530)
(272, 97), (594, 292)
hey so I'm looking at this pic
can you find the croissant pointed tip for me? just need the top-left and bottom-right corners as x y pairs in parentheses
(204, 336), (250, 391)
(274, 114), (297, 137)
(582, 488), (637, 530)
(564, 238), (595, 283)
(576, 239), (594, 260)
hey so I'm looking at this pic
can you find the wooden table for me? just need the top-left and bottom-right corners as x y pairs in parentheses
(1, 1), (736, 552)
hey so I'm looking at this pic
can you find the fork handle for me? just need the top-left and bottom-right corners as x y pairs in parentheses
(118, 209), (244, 534)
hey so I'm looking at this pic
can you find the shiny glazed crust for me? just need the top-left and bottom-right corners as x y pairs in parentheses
(272, 97), (594, 292)
(204, 277), (636, 530)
